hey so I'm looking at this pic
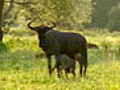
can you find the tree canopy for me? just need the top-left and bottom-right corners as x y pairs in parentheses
(1, 0), (120, 31)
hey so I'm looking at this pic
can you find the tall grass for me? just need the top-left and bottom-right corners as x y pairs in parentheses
(0, 28), (120, 90)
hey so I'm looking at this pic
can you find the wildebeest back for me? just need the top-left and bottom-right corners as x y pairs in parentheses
(41, 30), (87, 54)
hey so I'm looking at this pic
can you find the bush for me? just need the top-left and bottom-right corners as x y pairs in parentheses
(0, 42), (8, 53)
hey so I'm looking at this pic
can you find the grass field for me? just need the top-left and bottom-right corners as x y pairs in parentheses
(0, 28), (120, 90)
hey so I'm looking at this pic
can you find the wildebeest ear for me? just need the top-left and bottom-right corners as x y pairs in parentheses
(28, 20), (36, 30)
(49, 22), (56, 29)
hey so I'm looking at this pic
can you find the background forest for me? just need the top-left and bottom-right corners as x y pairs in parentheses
(1, 0), (120, 31)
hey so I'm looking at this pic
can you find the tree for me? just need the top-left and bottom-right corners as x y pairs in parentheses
(25, 0), (92, 30)
(0, 0), (5, 41)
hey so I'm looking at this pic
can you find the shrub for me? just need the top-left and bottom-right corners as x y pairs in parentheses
(0, 42), (8, 53)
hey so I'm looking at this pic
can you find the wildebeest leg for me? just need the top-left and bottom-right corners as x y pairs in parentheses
(83, 57), (87, 75)
(47, 55), (52, 75)
(79, 63), (83, 76)
(75, 53), (83, 76)
(83, 48), (88, 75)
(84, 62), (87, 75)
(80, 47), (88, 76)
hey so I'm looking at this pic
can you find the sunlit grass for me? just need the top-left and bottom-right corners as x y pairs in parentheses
(0, 28), (120, 89)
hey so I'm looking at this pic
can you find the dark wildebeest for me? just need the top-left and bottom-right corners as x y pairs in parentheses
(51, 54), (76, 78)
(27, 20), (88, 76)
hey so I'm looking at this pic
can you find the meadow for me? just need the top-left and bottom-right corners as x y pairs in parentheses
(0, 28), (120, 90)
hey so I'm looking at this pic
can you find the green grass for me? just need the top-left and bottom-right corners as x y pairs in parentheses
(0, 28), (120, 90)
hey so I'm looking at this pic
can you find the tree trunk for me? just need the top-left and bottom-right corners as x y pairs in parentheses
(3, 0), (14, 20)
(0, 0), (5, 41)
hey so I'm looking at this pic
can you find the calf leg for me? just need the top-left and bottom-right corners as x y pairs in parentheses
(65, 69), (69, 78)
(51, 63), (63, 78)
(71, 66), (76, 77)
(51, 59), (60, 74)
(50, 67), (55, 74)
(57, 66), (61, 78)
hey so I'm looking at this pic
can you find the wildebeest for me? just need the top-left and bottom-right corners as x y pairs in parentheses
(51, 54), (76, 78)
(27, 20), (88, 76)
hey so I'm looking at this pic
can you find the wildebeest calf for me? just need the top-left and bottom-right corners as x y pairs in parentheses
(51, 54), (76, 78)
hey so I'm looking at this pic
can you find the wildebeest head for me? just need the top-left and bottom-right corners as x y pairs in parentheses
(27, 20), (56, 35)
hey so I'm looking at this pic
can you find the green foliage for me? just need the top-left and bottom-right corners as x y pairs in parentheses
(50, 0), (92, 29)
(0, 42), (8, 53)
(91, 0), (120, 28)
(107, 3), (120, 30)
(3, 0), (120, 31)
(3, 0), (92, 30)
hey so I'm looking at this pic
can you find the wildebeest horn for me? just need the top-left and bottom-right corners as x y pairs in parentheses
(28, 19), (36, 30)
(49, 22), (56, 29)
